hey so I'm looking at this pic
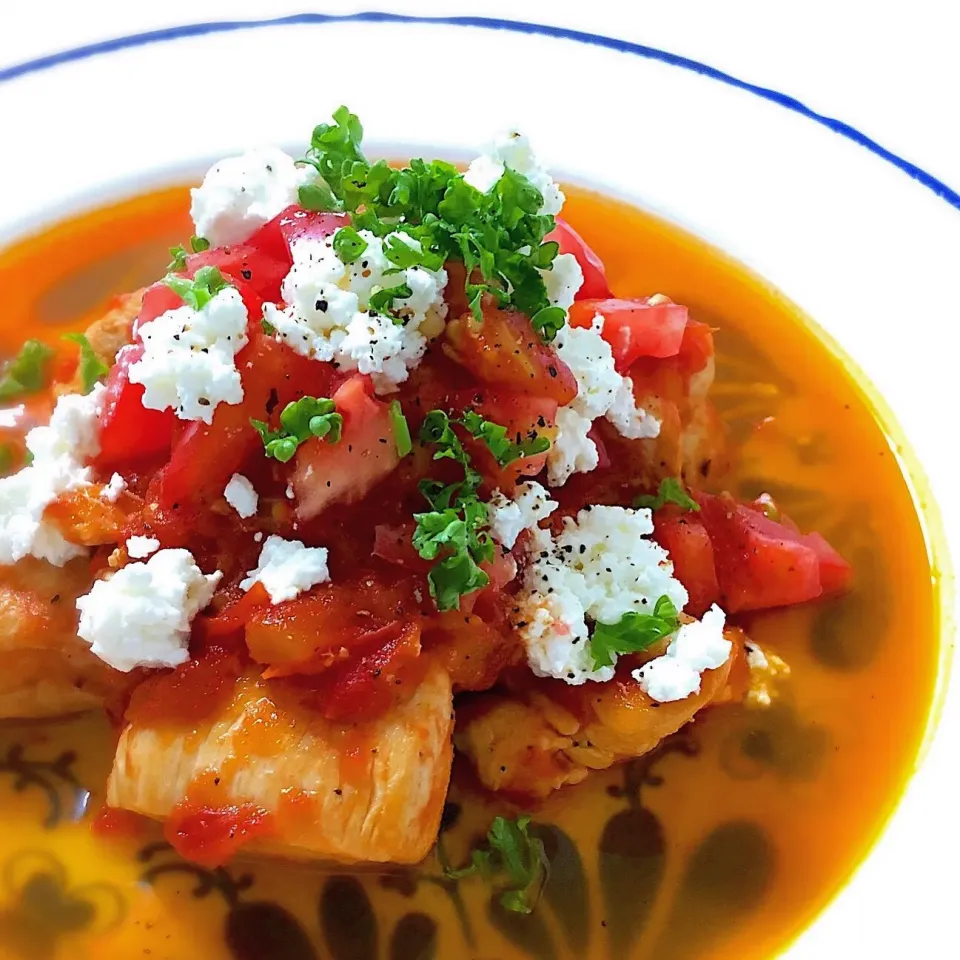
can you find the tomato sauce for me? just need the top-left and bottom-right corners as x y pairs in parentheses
(0, 182), (941, 960)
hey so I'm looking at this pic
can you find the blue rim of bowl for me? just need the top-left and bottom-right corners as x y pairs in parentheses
(0, 11), (958, 213)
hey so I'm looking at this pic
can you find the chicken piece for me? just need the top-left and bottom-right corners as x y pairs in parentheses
(107, 661), (454, 865)
(457, 629), (743, 799)
(0, 557), (133, 718)
(55, 290), (141, 397)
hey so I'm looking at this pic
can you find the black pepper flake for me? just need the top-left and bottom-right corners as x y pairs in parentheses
(241, 268), (252, 280)
(316, 299), (328, 312)
(334, 788), (342, 796)
(548, 365), (558, 378)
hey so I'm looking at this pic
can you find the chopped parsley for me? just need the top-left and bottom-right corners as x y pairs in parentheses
(388, 400), (412, 457)
(167, 235), (211, 272)
(301, 106), (562, 338)
(368, 282), (413, 322)
(0, 339), (54, 402)
(445, 815), (549, 915)
(634, 477), (700, 512)
(589, 596), (681, 669)
(459, 409), (551, 467)
(251, 396), (342, 463)
(162, 265), (231, 311)
(61, 333), (109, 394)
(413, 410), (494, 611)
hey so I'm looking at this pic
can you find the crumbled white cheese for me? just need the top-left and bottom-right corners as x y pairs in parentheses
(515, 506), (689, 684)
(190, 147), (316, 247)
(264, 230), (448, 393)
(101, 473), (127, 503)
(224, 473), (258, 519)
(129, 286), (248, 424)
(76, 548), (221, 672)
(546, 318), (660, 486)
(632, 605), (731, 703)
(0, 385), (105, 566)
(546, 407), (598, 487)
(126, 536), (160, 559)
(744, 641), (791, 708)
(253, 531), (264, 543)
(542, 253), (584, 311)
(464, 130), (565, 215)
(240, 534), (330, 604)
(487, 481), (558, 549)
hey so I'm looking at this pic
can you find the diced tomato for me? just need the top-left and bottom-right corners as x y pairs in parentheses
(545, 217), (613, 300)
(293, 376), (400, 521)
(373, 522), (429, 572)
(308, 621), (424, 722)
(695, 492), (845, 613)
(165, 801), (273, 867)
(796, 530), (853, 596)
(184, 244), (289, 304)
(675, 319), (715, 377)
(157, 336), (338, 510)
(653, 510), (720, 617)
(443, 303), (578, 407)
(470, 391), (559, 487)
(200, 582), (271, 639)
(95, 344), (175, 469)
(274, 206), (349, 254)
(569, 296), (688, 373)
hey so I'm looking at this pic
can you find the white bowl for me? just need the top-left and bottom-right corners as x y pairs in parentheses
(1, 13), (956, 956)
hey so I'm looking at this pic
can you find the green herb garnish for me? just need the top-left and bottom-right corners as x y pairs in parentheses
(167, 235), (211, 271)
(300, 106), (562, 338)
(298, 180), (342, 213)
(445, 815), (549, 915)
(61, 333), (109, 394)
(331, 225), (368, 264)
(388, 400), (412, 457)
(369, 282), (413, 322)
(251, 396), (342, 463)
(413, 410), (494, 611)
(162, 265), (230, 311)
(634, 477), (700, 512)
(459, 409), (551, 467)
(589, 596), (681, 669)
(0, 340), (54, 402)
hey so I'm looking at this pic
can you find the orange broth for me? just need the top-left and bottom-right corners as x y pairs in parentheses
(0, 183), (939, 960)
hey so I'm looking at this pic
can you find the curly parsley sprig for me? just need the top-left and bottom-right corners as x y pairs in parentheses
(444, 815), (550, 915)
(252, 396), (343, 463)
(298, 106), (563, 339)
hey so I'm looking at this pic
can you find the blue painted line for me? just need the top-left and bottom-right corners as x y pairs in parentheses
(1, 12), (957, 211)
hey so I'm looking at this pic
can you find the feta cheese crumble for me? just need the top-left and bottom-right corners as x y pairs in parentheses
(76, 548), (221, 672)
(224, 473), (258, 519)
(240, 534), (330, 604)
(546, 317), (660, 486)
(0, 384), (105, 566)
(190, 147), (316, 247)
(487, 481), (558, 550)
(632, 605), (731, 703)
(744, 641), (791, 708)
(129, 286), (248, 424)
(543, 253), (584, 312)
(101, 473), (127, 503)
(126, 536), (160, 559)
(264, 230), (448, 393)
(514, 505), (688, 684)
(464, 130), (565, 215)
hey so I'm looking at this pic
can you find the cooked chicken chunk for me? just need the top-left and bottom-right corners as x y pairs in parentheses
(0, 557), (132, 718)
(457, 629), (742, 798)
(108, 661), (454, 865)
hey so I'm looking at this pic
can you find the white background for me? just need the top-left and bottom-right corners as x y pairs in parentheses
(1, 0), (958, 189)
